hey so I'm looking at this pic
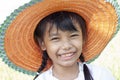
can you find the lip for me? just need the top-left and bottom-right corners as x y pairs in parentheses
(58, 52), (76, 61)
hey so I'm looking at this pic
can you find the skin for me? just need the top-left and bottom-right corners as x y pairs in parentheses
(40, 22), (83, 80)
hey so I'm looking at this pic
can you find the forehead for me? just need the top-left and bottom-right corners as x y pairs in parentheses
(46, 22), (82, 35)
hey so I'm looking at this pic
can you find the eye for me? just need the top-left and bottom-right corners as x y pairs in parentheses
(70, 34), (79, 38)
(50, 37), (60, 41)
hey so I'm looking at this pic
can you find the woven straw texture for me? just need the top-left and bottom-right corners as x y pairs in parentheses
(0, 0), (120, 75)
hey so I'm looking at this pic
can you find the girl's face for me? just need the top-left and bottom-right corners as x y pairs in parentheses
(41, 23), (83, 67)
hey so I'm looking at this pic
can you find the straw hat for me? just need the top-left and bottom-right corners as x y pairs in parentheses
(0, 0), (119, 73)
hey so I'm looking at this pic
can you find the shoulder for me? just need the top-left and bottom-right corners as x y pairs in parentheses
(35, 67), (52, 80)
(85, 63), (115, 80)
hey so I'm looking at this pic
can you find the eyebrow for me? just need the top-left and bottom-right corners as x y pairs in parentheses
(49, 32), (59, 37)
(50, 30), (80, 36)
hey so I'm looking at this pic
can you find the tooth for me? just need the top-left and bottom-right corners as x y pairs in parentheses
(60, 53), (73, 57)
(65, 54), (68, 56)
(66, 53), (72, 57)
(66, 54), (69, 56)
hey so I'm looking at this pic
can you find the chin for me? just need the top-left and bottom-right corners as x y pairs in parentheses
(59, 60), (78, 67)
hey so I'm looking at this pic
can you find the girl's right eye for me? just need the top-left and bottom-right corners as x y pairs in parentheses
(50, 37), (60, 41)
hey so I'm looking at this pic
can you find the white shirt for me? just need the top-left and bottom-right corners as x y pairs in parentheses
(35, 63), (115, 80)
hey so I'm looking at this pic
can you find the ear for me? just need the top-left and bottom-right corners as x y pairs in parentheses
(41, 41), (46, 50)
(37, 37), (46, 51)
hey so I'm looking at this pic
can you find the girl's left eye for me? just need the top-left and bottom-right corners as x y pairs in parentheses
(70, 34), (79, 38)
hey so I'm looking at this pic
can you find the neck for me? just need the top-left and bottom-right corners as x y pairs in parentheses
(52, 62), (79, 80)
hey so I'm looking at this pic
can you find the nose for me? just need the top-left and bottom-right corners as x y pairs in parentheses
(62, 40), (73, 50)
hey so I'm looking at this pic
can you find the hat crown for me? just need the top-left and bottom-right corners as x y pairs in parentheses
(1, 0), (118, 73)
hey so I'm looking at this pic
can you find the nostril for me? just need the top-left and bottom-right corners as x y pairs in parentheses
(63, 46), (71, 50)
(62, 43), (72, 50)
(61, 39), (73, 50)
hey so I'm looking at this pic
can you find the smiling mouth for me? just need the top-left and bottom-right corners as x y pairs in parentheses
(58, 52), (75, 60)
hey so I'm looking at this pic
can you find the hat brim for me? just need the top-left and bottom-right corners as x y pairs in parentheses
(4, 0), (117, 72)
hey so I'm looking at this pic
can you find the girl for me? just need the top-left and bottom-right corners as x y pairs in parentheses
(34, 11), (115, 80)
(0, 0), (119, 80)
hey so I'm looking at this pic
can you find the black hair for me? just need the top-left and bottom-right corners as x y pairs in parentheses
(34, 11), (87, 42)
(34, 11), (93, 80)
(33, 51), (48, 79)
(80, 54), (94, 80)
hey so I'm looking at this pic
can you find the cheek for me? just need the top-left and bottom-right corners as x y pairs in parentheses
(71, 39), (83, 56)
(45, 43), (59, 57)
(72, 38), (83, 48)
